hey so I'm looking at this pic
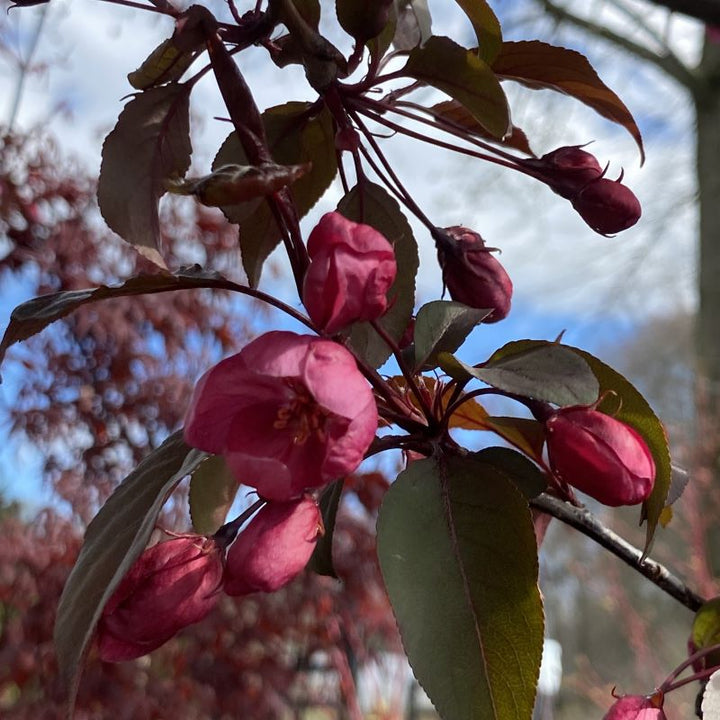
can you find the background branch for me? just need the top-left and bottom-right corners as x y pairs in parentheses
(538, 0), (703, 92)
(531, 493), (706, 612)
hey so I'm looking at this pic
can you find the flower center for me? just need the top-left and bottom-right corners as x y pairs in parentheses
(273, 379), (331, 445)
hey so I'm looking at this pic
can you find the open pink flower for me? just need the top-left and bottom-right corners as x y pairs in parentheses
(303, 212), (397, 334)
(184, 331), (378, 500)
(224, 497), (322, 596)
(97, 535), (224, 662)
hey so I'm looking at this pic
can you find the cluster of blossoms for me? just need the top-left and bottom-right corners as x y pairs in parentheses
(97, 213), (390, 661)
(96, 200), (656, 664)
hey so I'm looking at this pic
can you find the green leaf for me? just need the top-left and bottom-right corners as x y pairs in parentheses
(492, 40), (644, 163)
(98, 84), (192, 252)
(213, 102), (337, 287)
(126, 6), (210, 90)
(308, 478), (344, 577)
(377, 455), (543, 720)
(570, 347), (671, 552)
(413, 300), (489, 370)
(476, 416), (547, 463)
(403, 36), (510, 139)
(473, 447), (548, 499)
(393, 0), (432, 51)
(452, 0), (502, 64)
(336, 181), (418, 368)
(54, 433), (207, 711)
(0, 265), (251, 369)
(452, 340), (600, 407)
(189, 455), (238, 534)
(693, 597), (720, 650)
(430, 99), (534, 155)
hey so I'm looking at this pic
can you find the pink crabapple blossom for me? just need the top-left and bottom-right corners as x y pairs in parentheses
(302, 212), (397, 334)
(603, 694), (667, 720)
(97, 535), (224, 662)
(184, 331), (378, 501)
(224, 497), (322, 596)
(435, 226), (513, 322)
(545, 406), (656, 507)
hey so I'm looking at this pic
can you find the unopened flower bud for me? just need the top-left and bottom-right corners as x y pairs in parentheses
(571, 178), (642, 235)
(303, 212), (397, 334)
(546, 407), (655, 507)
(603, 694), (666, 719)
(521, 146), (604, 199)
(224, 497), (322, 596)
(436, 226), (512, 323)
(97, 535), (224, 662)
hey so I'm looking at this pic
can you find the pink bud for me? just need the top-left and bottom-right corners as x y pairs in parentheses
(522, 146), (604, 199)
(571, 178), (642, 235)
(184, 331), (378, 501)
(224, 497), (322, 596)
(303, 212), (397, 335)
(546, 407), (656, 506)
(97, 536), (224, 662)
(436, 226), (512, 322)
(603, 694), (666, 719)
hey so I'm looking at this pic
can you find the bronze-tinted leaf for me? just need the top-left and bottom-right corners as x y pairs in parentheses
(493, 40), (644, 162)
(98, 84), (192, 252)
(431, 99), (534, 155)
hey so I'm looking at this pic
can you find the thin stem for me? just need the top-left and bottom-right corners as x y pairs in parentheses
(662, 664), (719, 694)
(531, 494), (706, 612)
(367, 95), (525, 164)
(352, 102), (532, 174)
(366, 433), (430, 458)
(214, 498), (265, 548)
(661, 642), (720, 690)
(94, 0), (177, 14)
(349, 109), (437, 235)
(370, 319), (435, 424)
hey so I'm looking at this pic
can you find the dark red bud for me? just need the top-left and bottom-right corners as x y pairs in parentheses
(521, 145), (604, 199)
(546, 407), (656, 507)
(571, 178), (642, 235)
(436, 226), (512, 323)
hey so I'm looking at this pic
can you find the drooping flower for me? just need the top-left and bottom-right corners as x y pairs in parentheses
(603, 693), (666, 719)
(545, 406), (656, 507)
(435, 226), (512, 322)
(97, 535), (224, 662)
(184, 331), (378, 501)
(303, 212), (397, 334)
(224, 497), (322, 596)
